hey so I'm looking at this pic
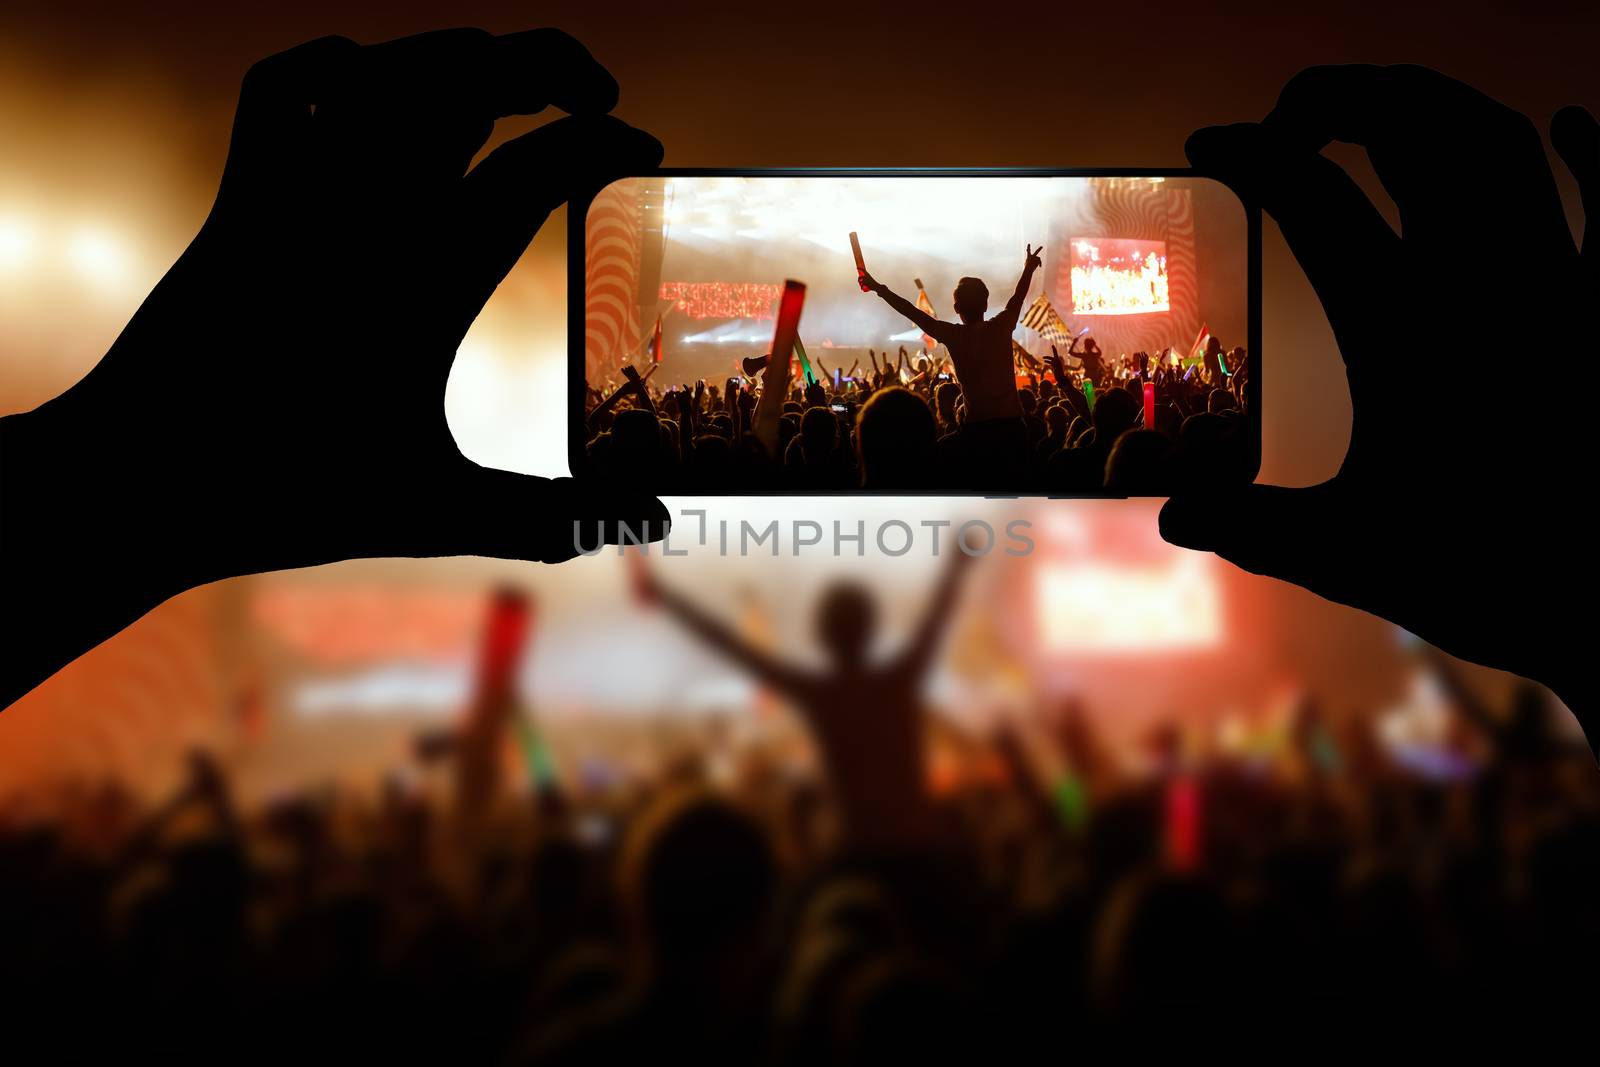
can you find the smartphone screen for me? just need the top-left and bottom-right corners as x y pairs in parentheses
(573, 171), (1257, 496)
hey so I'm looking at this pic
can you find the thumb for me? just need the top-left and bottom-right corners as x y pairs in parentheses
(437, 466), (671, 564)
(1159, 483), (1341, 591)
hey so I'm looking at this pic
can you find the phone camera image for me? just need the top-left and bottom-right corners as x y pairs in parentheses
(574, 173), (1256, 496)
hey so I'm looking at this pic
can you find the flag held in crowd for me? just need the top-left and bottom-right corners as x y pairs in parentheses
(914, 278), (939, 351)
(646, 314), (664, 364)
(1020, 292), (1073, 344)
(1011, 339), (1041, 372)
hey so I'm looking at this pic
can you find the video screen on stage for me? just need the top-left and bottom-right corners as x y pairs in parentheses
(1069, 237), (1170, 315)
(578, 174), (1254, 496)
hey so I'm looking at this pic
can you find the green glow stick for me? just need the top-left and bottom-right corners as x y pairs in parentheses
(794, 335), (816, 385)
(1082, 380), (1095, 411)
(516, 710), (556, 788)
(1054, 774), (1088, 833)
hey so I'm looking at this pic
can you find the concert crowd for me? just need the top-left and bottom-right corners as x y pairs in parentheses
(584, 333), (1254, 495)
(3, 587), (1595, 1063)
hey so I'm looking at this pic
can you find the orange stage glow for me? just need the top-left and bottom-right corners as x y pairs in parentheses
(1033, 554), (1221, 654)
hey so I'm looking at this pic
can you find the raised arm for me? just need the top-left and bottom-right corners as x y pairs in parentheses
(998, 243), (1044, 331)
(1420, 645), (1507, 745)
(640, 569), (807, 697)
(586, 377), (632, 434)
(897, 546), (975, 679)
(861, 272), (945, 338)
(619, 364), (658, 418)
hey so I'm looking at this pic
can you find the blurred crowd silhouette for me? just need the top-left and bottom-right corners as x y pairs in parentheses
(4, 582), (1596, 1063)
(583, 335), (1253, 495)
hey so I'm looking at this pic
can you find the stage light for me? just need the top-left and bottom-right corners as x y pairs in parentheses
(294, 664), (471, 716)
(65, 227), (130, 288)
(656, 176), (1076, 257)
(0, 215), (38, 269)
(0, 217), (35, 267)
(1034, 554), (1221, 654)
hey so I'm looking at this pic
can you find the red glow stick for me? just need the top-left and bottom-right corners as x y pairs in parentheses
(849, 232), (868, 291)
(753, 279), (806, 453)
(480, 588), (532, 685)
(622, 546), (655, 605)
(1143, 380), (1156, 428)
(1165, 774), (1202, 873)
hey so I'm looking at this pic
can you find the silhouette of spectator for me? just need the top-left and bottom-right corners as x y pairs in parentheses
(637, 550), (973, 846)
(855, 387), (939, 492)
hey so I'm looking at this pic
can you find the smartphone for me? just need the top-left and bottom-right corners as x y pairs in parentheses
(571, 170), (1259, 496)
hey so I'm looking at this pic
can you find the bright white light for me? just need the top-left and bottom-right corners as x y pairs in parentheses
(659, 176), (1076, 257)
(293, 663), (470, 716)
(0, 216), (37, 269)
(65, 227), (129, 287)
(1034, 554), (1221, 654)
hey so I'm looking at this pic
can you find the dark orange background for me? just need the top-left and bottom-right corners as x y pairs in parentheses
(1, 1), (1594, 791)
(4, 1), (1596, 474)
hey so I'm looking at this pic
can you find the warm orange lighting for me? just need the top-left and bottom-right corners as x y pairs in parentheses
(65, 227), (130, 288)
(0, 215), (38, 270)
(1034, 554), (1221, 653)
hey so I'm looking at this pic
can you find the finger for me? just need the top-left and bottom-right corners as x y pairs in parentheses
(450, 114), (662, 328)
(319, 28), (622, 185)
(1551, 105), (1599, 267)
(1186, 122), (1398, 368)
(1262, 64), (1573, 258)
(330, 27), (618, 118)
(485, 28), (621, 117)
(314, 29), (500, 189)
(1159, 483), (1345, 597)
(218, 36), (358, 203)
(436, 467), (671, 564)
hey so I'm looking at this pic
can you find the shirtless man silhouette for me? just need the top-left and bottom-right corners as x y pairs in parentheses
(635, 548), (973, 847)
(859, 244), (1043, 425)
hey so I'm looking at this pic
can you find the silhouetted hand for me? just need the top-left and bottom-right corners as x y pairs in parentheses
(1024, 242), (1044, 271)
(0, 28), (670, 711)
(1158, 65), (1598, 744)
(1046, 346), (1070, 385)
